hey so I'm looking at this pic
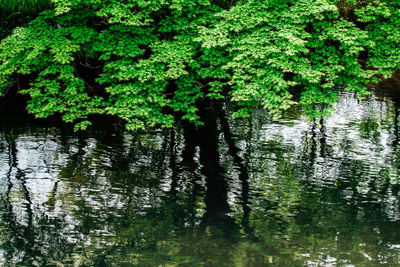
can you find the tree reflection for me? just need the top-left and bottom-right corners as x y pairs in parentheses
(0, 133), (78, 265)
(0, 90), (400, 265)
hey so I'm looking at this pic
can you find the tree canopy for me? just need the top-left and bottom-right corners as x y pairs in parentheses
(0, 0), (399, 130)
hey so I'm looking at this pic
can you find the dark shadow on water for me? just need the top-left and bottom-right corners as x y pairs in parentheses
(197, 102), (238, 236)
(219, 107), (252, 236)
(178, 101), (248, 239)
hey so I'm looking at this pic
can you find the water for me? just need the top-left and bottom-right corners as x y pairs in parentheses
(0, 88), (399, 266)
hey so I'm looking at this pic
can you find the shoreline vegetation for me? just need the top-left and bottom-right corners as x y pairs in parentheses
(0, 0), (50, 12)
(0, 0), (399, 131)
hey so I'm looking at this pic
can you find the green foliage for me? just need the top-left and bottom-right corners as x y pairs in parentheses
(0, 0), (49, 40)
(0, 0), (50, 12)
(0, 0), (399, 130)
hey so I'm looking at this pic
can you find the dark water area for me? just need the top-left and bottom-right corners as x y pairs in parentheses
(0, 87), (400, 266)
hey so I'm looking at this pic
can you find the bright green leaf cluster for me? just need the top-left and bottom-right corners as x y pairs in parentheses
(0, 0), (399, 130)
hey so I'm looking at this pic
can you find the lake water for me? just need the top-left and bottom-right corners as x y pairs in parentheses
(0, 87), (399, 266)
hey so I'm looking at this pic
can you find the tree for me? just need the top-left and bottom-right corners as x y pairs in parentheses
(0, 0), (399, 131)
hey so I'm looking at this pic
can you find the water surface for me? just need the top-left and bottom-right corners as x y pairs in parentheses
(0, 89), (399, 266)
